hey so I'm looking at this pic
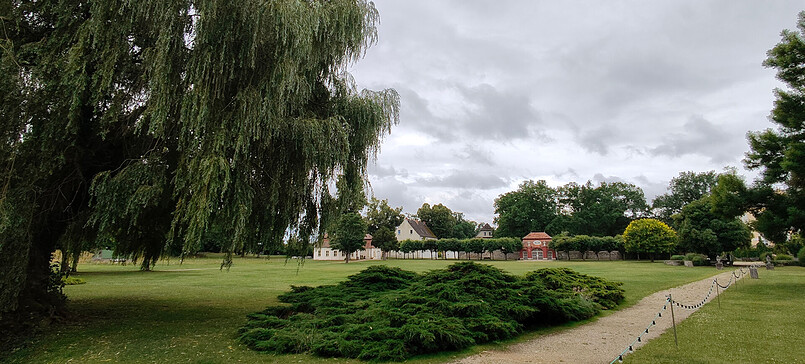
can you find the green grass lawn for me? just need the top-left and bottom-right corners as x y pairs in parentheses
(626, 266), (805, 364)
(5, 256), (724, 364)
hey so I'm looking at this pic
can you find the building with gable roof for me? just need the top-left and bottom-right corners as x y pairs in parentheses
(475, 223), (494, 238)
(395, 218), (437, 240)
(519, 232), (556, 260)
(313, 234), (381, 261)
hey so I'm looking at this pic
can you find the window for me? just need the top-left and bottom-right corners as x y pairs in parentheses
(325, 251), (329, 257)
(397, 230), (400, 235)
(410, 229), (413, 234)
(317, 250), (321, 257)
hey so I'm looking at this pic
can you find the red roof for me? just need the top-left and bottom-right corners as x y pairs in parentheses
(522, 232), (552, 241)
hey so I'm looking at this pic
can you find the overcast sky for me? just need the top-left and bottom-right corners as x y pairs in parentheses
(347, 1), (804, 225)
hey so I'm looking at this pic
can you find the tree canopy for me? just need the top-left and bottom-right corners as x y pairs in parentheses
(0, 0), (397, 328)
(494, 180), (558, 238)
(735, 11), (805, 242)
(416, 203), (457, 239)
(675, 198), (751, 259)
(550, 181), (648, 237)
(651, 171), (719, 225)
(623, 219), (677, 262)
(332, 212), (368, 263)
(364, 197), (404, 235)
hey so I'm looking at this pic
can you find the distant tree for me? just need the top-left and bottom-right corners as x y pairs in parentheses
(494, 180), (558, 238)
(332, 213), (368, 264)
(623, 219), (677, 262)
(371, 226), (397, 260)
(466, 239), (486, 260)
(438, 238), (462, 260)
(554, 181), (649, 236)
(452, 215), (478, 240)
(364, 197), (404, 235)
(501, 238), (524, 260)
(675, 198), (751, 259)
(652, 171), (719, 225)
(423, 239), (438, 259)
(416, 203), (457, 239)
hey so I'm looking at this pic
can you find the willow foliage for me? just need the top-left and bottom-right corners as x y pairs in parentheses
(0, 0), (398, 325)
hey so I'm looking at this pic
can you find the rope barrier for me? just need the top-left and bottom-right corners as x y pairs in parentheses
(608, 267), (750, 363)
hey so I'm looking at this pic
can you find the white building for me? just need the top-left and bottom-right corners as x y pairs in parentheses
(313, 234), (382, 261)
(475, 223), (493, 238)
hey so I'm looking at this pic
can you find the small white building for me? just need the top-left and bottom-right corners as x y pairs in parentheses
(475, 223), (493, 238)
(313, 234), (382, 261)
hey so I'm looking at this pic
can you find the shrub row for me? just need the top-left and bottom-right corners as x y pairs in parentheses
(239, 263), (624, 361)
(397, 237), (522, 259)
(549, 234), (624, 253)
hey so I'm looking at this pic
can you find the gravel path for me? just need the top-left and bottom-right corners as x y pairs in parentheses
(453, 269), (746, 364)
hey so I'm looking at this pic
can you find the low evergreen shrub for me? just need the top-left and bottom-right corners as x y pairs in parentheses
(684, 253), (709, 266)
(798, 247), (805, 264)
(62, 277), (86, 285)
(775, 254), (793, 261)
(670, 255), (685, 260)
(239, 263), (624, 361)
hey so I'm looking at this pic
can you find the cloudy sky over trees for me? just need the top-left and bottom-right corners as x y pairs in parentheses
(348, 0), (804, 223)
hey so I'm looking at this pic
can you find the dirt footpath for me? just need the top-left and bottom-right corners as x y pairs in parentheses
(453, 270), (744, 364)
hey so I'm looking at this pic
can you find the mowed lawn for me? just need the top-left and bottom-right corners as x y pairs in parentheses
(6, 256), (725, 364)
(626, 266), (805, 364)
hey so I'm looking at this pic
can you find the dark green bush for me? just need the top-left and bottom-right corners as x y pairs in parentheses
(62, 276), (86, 285)
(684, 253), (709, 266)
(670, 255), (685, 260)
(775, 254), (793, 261)
(240, 262), (624, 361)
(798, 247), (805, 264)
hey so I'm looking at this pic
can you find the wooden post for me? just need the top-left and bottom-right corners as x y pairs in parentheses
(716, 281), (721, 309)
(669, 294), (678, 348)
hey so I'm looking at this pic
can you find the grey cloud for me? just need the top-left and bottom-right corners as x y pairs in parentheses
(396, 84), (543, 143)
(554, 168), (580, 180)
(634, 175), (670, 202)
(650, 116), (745, 163)
(417, 170), (509, 190)
(368, 178), (421, 215)
(593, 173), (627, 184)
(578, 126), (620, 155)
(455, 144), (495, 166)
(368, 164), (408, 179)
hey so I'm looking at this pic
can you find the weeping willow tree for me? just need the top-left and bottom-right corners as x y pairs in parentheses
(0, 0), (398, 331)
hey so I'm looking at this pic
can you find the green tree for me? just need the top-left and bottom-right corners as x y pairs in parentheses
(0, 0), (397, 326)
(623, 219), (677, 262)
(332, 212), (368, 264)
(451, 215), (478, 240)
(364, 197), (404, 235)
(553, 181), (649, 236)
(371, 226), (397, 260)
(466, 238), (486, 260)
(726, 12), (805, 243)
(416, 203), (456, 239)
(675, 198), (751, 259)
(652, 171), (719, 225)
(494, 180), (558, 238)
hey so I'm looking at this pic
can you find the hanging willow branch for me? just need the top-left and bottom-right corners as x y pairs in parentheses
(0, 0), (398, 321)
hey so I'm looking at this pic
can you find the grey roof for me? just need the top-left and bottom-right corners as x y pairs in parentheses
(408, 218), (437, 239)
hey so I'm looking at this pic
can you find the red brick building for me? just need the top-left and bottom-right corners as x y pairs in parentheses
(519, 232), (555, 260)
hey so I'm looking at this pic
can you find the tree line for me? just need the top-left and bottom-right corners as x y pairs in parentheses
(393, 238), (522, 260)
